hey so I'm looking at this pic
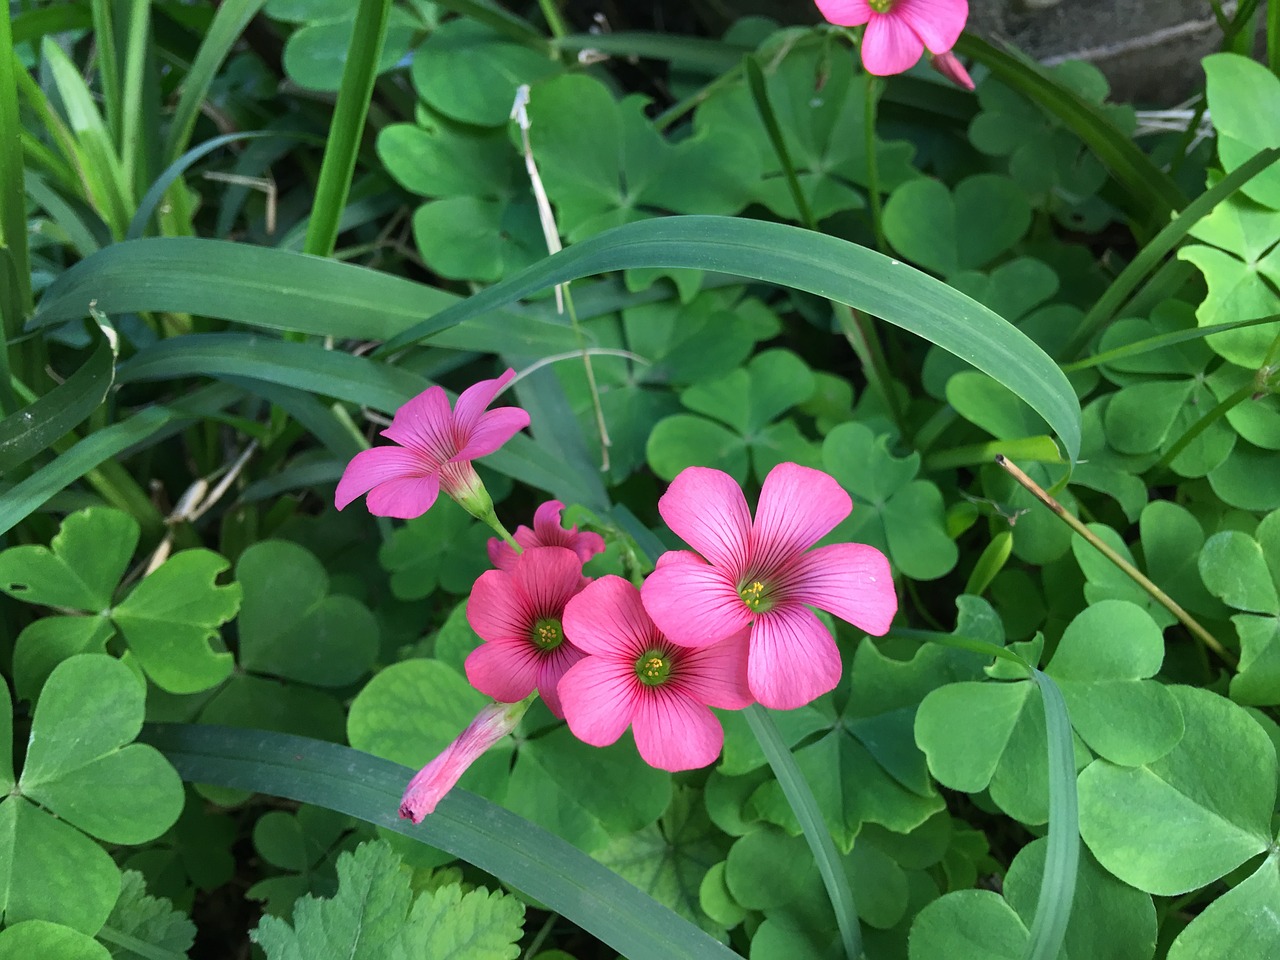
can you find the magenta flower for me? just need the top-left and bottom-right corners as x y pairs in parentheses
(560, 576), (753, 771)
(816, 0), (969, 77)
(399, 697), (531, 823)
(465, 546), (589, 717)
(641, 463), (897, 711)
(335, 368), (530, 520)
(487, 500), (606, 572)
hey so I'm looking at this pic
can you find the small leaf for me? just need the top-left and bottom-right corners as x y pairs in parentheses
(0, 507), (137, 611)
(908, 889), (1028, 960)
(99, 870), (196, 960)
(0, 921), (112, 960)
(883, 174), (1031, 276)
(377, 499), (492, 601)
(1200, 530), (1280, 615)
(1166, 854), (1280, 960)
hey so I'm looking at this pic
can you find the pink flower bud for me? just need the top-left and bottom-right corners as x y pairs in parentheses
(398, 697), (531, 823)
(931, 51), (975, 91)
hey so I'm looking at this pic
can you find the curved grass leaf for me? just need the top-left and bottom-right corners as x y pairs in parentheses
(1025, 670), (1080, 960)
(0, 318), (117, 474)
(140, 723), (739, 960)
(379, 215), (1083, 463)
(955, 34), (1185, 238)
(28, 237), (579, 351)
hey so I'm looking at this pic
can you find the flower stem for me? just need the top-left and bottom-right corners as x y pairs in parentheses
(483, 515), (523, 555)
(864, 75), (887, 255)
(744, 705), (863, 960)
(995, 455), (1236, 668)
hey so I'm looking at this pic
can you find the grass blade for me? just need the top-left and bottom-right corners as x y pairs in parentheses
(304, 0), (392, 259)
(745, 704), (862, 960)
(377, 215), (1082, 464)
(1024, 671), (1080, 960)
(0, 15), (32, 326)
(141, 723), (740, 960)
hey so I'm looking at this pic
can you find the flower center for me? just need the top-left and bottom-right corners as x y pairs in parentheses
(867, 0), (896, 12)
(635, 649), (672, 687)
(532, 617), (564, 652)
(738, 579), (776, 614)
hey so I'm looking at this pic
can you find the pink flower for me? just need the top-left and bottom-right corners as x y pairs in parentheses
(816, 0), (969, 77)
(487, 500), (606, 572)
(560, 576), (753, 771)
(335, 368), (530, 520)
(930, 50), (974, 91)
(640, 463), (897, 711)
(465, 546), (589, 717)
(399, 697), (531, 823)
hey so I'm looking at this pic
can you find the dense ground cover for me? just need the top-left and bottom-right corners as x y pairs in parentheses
(2, 1), (1280, 958)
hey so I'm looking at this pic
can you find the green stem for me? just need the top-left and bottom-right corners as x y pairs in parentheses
(835, 306), (907, 440)
(1147, 382), (1255, 474)
(1270, 0), (1280, 75)
(744, 704), (863, 960)
(995, 455), (1235, 668)
(303, 0), (392, 260)
(118, 0), (151, 197)
(535, 0), (569, 39)
(863, 75), (887, 254)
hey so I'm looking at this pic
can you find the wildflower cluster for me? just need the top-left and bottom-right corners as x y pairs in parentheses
(338, 371), (898, 821)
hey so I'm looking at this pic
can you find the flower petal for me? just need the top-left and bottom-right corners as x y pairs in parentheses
(894, 0), (969, 54)
(861, 13), (926, 75)
(814, 0), (873, 25)
(453, 368), (517, 435)
(787, 542), (897, 635)
(748, 606), (843, 710)
(750, 463), (852, 570)
(658, 467), (752, 573)
(381, 386), (455, 459)
(487, 536), (518, 572)
(632, 691), (723, 771)
(536, 642), (586, 717)
(559, 656), (641, 746)
(564, 576), (656, 658)
(465, 638), (541, 703)
(365, 475), (441, 519)
(467, 569), (536, 644)
(335, 446), (430, 510)
(512, 546), (588, 618)
(642, 553), (750, 648)
(673, 629), (754, 709)
(454, 407), (531, 461)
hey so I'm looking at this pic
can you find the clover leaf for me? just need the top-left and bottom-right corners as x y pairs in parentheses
(235, 539), (378, 688)
(647, 349), (819, 483)
(0, 655), (184, 933)
(1, 507), (240, 697)
(1203, 53), (1280, 210)
(377, 498), (492, 600)
(0, 921), (111, 960)
(822, 422), (957, 580)
(1198, 509), (1280, 705)
(1077, 685), (1276, 895)
(1165, 852), (1280, 960)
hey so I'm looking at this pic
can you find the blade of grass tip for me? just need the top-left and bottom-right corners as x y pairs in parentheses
(304, 0), (392, 261)
(141, 723), (742, 960)
(1024, 670), (1079, 960)
(90, 0), (123, 147)
(744, 704), (863, 960)
(163, 0), (268, 162)
(118, 0), (152, 195)
(1064, 145), (1280, 358)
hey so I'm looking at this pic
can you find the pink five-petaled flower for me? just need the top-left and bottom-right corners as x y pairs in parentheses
(560, 576), (753, 771)
(816, 0), (969, 78)
(465, 546), (588, 717)
(335, 368), (530, 520)
(640, 462), (898, 711)
(487, 500), (606, 572)
(399, 697), (531, 824)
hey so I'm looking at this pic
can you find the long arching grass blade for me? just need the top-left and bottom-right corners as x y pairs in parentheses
(140, 723), (740, 960)
(377, 215), (1082, 464)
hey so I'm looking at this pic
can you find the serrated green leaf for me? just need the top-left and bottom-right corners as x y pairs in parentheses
(98, 870), (196, 960)
(404, 883), (524, 960)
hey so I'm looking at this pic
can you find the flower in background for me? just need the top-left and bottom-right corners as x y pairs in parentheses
(465, 546), (589, 717)
(335, 368), (529, 520)
(488, 500), (606, 572)
(560, 576), (753, 771)
(816, 0), (969, 79)
(641, 463), (897, 711)
(399, 697), (532, 823)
